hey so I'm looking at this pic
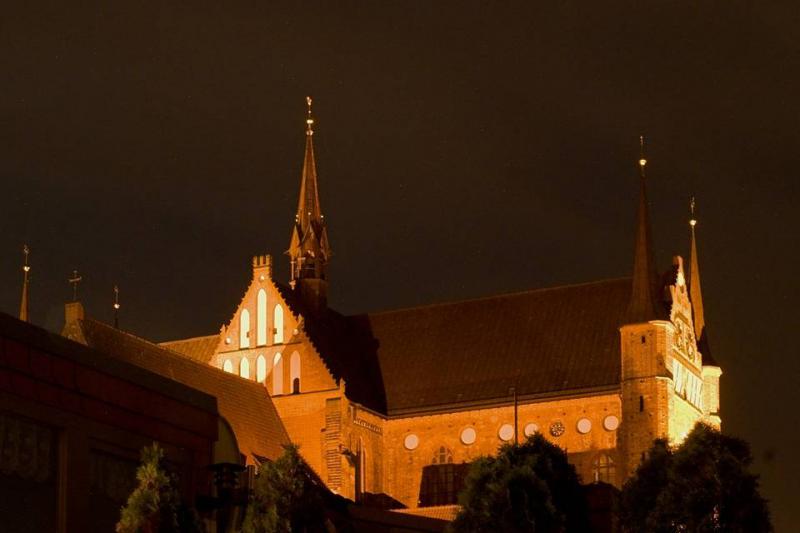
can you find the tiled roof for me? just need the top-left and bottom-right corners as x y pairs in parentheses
(159, 334), (218, 364)
(78, 319), (290, 462)
(345, 278), (631, 415)
(391, 504), (460, 522)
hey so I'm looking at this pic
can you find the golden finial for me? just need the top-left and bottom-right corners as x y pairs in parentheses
(306, 96), (314, 135)
(113, 285), (120, 328)
(639, 135), (647, 169)
(689, 196), (697, 228)
(68, 269), (82, 302)
(22, 244), (30, 273)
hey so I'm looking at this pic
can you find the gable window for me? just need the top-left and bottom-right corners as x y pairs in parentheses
(592, 454), (616, 484)
(240, 357), (250, 379)
(222, 359), (233, 373)
(256, 355), (267, 383)
(290, 351), (301, 394)
(272, 353), (284, 395)
(273, 305), (284, 344)
(419, 447), (467, 507)
(257, 289), (267, 346)
(240, 309), (251, 348)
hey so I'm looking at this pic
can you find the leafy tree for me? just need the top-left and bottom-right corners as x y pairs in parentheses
(241, 444), (328, 533)
(620, 423), (772, 532)
(117, 442), (203, 533)
(450, 433), (589, 533)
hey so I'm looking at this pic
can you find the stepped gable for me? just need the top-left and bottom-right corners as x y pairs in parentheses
(77, 319), (290, 462)
(159, 334), (218, 364)
(347, 278), (632, 415)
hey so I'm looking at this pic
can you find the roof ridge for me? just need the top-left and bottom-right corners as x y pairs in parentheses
(82, 319), (270, 393)
(358, 276), (632, 317)
(159, 333), (219, 345)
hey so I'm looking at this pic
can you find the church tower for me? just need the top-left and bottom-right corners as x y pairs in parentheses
(618, 138), (672, 480)
(287, 97), (332, 314)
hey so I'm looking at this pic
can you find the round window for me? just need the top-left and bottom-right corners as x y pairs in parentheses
(498, 424), (514, 441)
(524, 423), (539, 437)
(549, 421), (565, 437)
(577, 418), (592, 434)
(403, 434), (419, 450)
(460, 427), (477, 445)
(603, 415), (620, 431)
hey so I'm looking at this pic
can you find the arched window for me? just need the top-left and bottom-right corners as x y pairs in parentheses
(257, 289), (267, 346)
(256, 355), (267, 383)
(356, 438), (367, 500)
(273, 305), (284, 344)
(432, 446), (453, 465)
(240, 357), (250, 379)
(420, 446), (465, 507)
(272, 353), (284, 395)
(222, 359), (233, 373)
(592, 454), (616, 484)
(290, 351), (301, 394)
(239, 309), (251, 348)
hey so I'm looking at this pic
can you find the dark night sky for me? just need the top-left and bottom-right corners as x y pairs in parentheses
(1, 2), (798, 528)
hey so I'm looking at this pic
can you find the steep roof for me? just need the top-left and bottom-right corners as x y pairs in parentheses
(77, 319), (290, 462)
(159, 334), (218, 364)
(338, 278), (631, 416)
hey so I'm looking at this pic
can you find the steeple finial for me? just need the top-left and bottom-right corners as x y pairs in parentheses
(688, 196), (707, 348)
(627, 135), (660, 322)
(19, 244), (30, 322)
(306, 96), (314, 136)
(113, 285), (120, 329)
(68, 269), (82, 302)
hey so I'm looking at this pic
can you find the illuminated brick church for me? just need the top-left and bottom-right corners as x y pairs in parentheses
(63, 98), (721, 512)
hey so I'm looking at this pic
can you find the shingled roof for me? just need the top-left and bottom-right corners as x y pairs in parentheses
(341, 278), (631, 415)
(76, 319), (290, 462)
(159, 334), (218, 364)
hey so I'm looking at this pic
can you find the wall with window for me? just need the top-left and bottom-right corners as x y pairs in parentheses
(383, 393), (621, 508)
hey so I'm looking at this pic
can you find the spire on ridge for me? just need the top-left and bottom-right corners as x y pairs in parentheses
(688, 197), (710, 355)
(287, 96), (331, 312)
(626, 136), (661, 322)
(113, 284), (121, 329)
(19, 244), (30, 322)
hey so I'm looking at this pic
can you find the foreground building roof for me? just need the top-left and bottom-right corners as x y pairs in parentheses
(72, 317), (290, 462)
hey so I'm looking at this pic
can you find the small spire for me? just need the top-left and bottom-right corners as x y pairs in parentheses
(68, 269), (83, 302)
(306, 96), (314, 136)
(113, 285), (121, 329)
(19, 244), (30, 322)
(627, 135), (660, 322)
(688, 197), (707, 349)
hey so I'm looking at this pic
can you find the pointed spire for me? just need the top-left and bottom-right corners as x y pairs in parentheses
(113, 285), (121, 329)
(688, 197), (707, 346)
(627, 136), (660, 322)
(19, 244), (30, 322)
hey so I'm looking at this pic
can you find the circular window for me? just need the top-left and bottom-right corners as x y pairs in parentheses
(603, 415), (620, 431)
(577, 418), (592, 434)
(498, 424), (514, 441)
(549, 421), (565, 437)
(460, 427), (477, 445)
(524, 423), (539, 437)
(403, 434), (419, 450)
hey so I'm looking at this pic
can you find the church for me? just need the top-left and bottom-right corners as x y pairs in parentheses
(61, 98), (721, 515)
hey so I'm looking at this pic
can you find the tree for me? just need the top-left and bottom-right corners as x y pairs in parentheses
(117, 442), (203, 533)
(241, 444), (328, 533)
(450, 433), (589, 533)
(620, 423), (772, 532)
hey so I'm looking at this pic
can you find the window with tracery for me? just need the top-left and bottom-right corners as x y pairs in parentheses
(419, 447), (467, 507)
(592, 454), (615, 484)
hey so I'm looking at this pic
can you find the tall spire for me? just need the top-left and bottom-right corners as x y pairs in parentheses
(688, 197), (707, 347)
(287, 96), (331, 312)
(627, 136), (660, 322)
(19, 244), (30, 322)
